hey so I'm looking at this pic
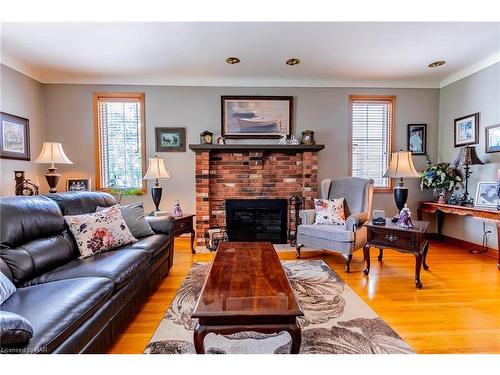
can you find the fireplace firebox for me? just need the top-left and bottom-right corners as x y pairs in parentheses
(225, 199), (288, 244)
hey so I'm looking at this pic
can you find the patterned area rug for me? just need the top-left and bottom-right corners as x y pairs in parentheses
(145, 260), (414, 354)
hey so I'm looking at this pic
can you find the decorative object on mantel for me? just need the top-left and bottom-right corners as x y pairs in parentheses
(66, 178), (91, 192)
(383, 151), (420, 222)
(301, 130), (315, 145)
(200, 130), (213, 145)
(34, 142), (73, 193)
(396, 204), (414, 229)
(421, 154), (463, 204)
(216, 135), (225, 145)
(454, 145), (484, 206)
(454, 112), (479, 147)
(474, 182), (499, 209)
(278, 133), (288, 145)
(173, 200), (183, 217)
(289, 135), (299, 145)
(221, 96), (293, 139)
(14, 170), (39, 196)
(143, 156), (170, 213)
(407, 124), (426, 155)
(0, 112), (30, 161)
(155, 127), (186, 152)
(188, 144), (325, 152)
(485, 124), (499, 153)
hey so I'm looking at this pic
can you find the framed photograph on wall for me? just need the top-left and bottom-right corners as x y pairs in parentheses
(454, 112), (479, 147)
(0, 112), (30, 161)
(474, 182), (499, 208)
(221, 96), (293, 139)
(155, 127), (186, 152)
(485, 124), (500, 153)
(407, 124), (427, 155)
(66, 178), (91, 192)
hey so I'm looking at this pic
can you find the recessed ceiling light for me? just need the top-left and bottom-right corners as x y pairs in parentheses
(428, 60), (446, 68)
(286, 58), (301, 66)
(226, 57), (240, 64)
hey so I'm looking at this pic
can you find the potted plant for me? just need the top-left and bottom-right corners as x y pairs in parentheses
(104, 176), (144, 204)
(420, 155), (463, 203)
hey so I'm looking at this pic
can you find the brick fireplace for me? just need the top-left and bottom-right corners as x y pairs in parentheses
(189, 144), (324, 247)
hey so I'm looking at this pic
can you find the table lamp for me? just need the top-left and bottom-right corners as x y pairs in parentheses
(383, 151), (420, 220)
(143, 156), (170, 212)
(453, 146), (484, 206)
(34, 142), (73, 193)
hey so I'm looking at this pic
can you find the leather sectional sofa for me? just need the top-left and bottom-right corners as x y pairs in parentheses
(0, 192), (174, 353)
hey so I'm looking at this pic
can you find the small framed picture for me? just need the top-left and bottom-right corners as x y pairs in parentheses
(485, 124), (500, 153)
(155, 127), (186, 152)
(454, 113), (479, 147)
(407, 124), (427, 155)
(474, 182), (499, 208)
(0, 112), (30, 161)
(66, 178), (91, 192)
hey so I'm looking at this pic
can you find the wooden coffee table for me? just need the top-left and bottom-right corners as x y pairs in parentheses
(191, 241), (304, 354)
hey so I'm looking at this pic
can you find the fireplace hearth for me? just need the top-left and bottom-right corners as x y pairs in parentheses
(226, 199), (288, 243)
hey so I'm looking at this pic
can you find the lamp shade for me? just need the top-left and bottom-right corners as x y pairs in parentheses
(143, 156), (170, 180)
(383, 151), (420, 178)
(34, 142), (73, 166)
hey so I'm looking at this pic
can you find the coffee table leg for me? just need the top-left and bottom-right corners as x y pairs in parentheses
(287, 322), (302, 354)
(378, 248), (383, 262)
(193, 323), (207, 354)
(415, 253), (423, 289)
(363, 244), (370, 275)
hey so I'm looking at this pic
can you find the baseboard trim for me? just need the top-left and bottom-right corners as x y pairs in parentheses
(427, 233), (497, 259)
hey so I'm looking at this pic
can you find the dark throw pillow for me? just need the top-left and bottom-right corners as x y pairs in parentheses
(96, 202), (154, 238)
(0, 311), (34, 347)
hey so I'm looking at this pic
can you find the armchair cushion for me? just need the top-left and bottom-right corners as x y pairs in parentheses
(345, 212), (369, 232)
(298, 224), (354, 243)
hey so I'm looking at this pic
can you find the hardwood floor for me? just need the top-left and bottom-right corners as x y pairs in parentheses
(108, 239), (500, 354)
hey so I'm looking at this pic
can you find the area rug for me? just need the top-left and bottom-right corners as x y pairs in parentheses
(145, 260), (414, 354)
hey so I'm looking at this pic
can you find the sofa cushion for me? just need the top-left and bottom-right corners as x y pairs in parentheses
(0, 311), (34, 348)
(48, 191), (116, 215)
(1, 277), (113, 353)
(0, 195), (65, 248)
(22, 249), (150, 291)
(144, 215), (173, 235)
(0, 270), (16, 305)
(1, 232), (78, 285)
(96, 202), (154, 238)
(124, 234), (170, 258)
(298, 224), (354, 243)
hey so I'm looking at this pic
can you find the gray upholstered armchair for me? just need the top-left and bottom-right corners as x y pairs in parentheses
(296, 177), (374, 272)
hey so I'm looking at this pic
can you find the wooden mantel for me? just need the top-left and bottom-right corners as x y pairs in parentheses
(189, 144), (325, 152)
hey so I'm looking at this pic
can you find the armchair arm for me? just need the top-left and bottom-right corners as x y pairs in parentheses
(145, 215), (174, 235)
(299, 209), (316, 225)
(344, 212), (368, 232)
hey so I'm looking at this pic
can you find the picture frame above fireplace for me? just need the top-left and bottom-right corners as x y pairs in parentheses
(221, 96), (293, 139)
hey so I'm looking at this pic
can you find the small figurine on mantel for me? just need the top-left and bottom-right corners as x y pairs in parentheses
(278, 134), (288, 145)
(173, 200), (183, 217)
(396, 204), (414, 229)
(217, 135), (225, 145)
(289, 135), (299, 145)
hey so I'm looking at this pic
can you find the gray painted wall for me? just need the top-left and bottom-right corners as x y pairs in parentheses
(43, 84), (438, 217)
(0, 65), (46, 195)
(438, 62), (499, 249)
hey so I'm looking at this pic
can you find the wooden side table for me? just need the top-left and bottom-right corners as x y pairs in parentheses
(170, 214), (196, 254)
(363, 220), (430, 289)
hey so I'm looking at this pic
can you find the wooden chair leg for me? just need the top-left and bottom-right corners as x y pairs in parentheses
(344, 254), (353, 272)
(296, 244), (303, 259)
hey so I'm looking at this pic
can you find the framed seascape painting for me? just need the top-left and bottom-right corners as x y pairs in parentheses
(474, 182), (499, 209)
(407, 124), (426, 155)
(454, 112), (479, 147)
(221, 96), (293, 139)
(485, 124), (500, 153)
(0, 112), (30, 160)
(155, 127), (186, 152)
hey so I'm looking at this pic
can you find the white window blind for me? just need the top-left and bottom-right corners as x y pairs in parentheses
(96, 95), (144, 189)
(351, 98), (393, 188)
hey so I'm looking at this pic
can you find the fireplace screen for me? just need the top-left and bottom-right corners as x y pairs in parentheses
(225, 199), (288, 243)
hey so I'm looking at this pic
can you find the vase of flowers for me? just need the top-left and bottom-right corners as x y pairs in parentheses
(420, 155), (463, 202)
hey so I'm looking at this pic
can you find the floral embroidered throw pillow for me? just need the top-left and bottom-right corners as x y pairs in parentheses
(64, 205), (138, 259)
(313, 198), (346, 225)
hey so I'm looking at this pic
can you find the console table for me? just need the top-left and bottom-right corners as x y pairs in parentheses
(417, 201), (499, 269)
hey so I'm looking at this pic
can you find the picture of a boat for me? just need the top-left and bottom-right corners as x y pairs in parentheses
(238, 116), (281, 127)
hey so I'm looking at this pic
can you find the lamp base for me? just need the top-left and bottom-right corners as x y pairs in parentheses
(151, 185), (163, 212)
(45, 168), (60, 194)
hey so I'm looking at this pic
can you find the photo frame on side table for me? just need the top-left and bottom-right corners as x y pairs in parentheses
(407, 124), (427, 155)
(454, 113), (479, 147)
(0, 112), (30, 161)
(155, 127), (186, 152)
(66, 178), (91, 192)
(474, 182), (499, 209)
(485, 124), (500, 153)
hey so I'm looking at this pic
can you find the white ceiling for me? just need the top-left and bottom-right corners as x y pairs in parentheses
(1, 22), (499, 88)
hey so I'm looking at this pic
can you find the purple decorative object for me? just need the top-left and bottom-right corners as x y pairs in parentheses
(173, 200), (183, 217)
(396, 204), (414, 229)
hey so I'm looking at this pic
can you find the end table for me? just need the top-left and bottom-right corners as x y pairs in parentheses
(170, 214), (196, 254)
(363, 219), (430, 289)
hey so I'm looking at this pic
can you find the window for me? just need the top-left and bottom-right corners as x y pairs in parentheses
(94, 93), (146, 190)
(349, 96), (395, 191)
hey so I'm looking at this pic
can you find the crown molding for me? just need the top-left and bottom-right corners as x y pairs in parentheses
(439, 51), (500, 88)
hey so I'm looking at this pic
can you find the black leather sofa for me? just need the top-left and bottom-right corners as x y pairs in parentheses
(0, 192), (174, 353)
